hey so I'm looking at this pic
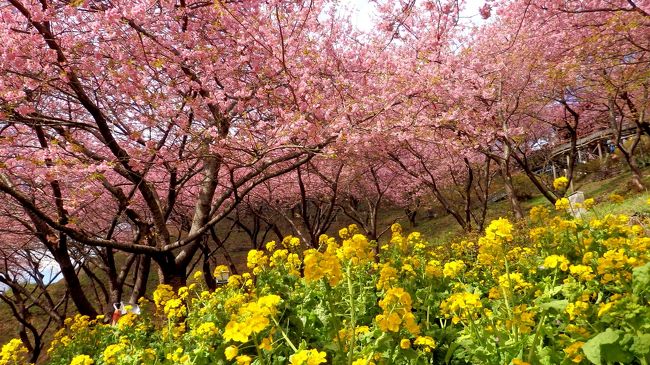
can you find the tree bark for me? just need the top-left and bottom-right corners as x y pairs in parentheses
(500, 158), (524, 220)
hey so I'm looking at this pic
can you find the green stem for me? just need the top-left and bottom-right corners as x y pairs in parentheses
(526, 312), (546, 364)
(325, 284), (346, 355)
(271, 316), (298, 352)
(346, 264), (357, 365)
(253, 335), (266, 365)
(503, 256), (517, 341)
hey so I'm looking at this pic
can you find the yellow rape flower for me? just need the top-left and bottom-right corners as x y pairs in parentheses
(281, 235), (301, 249)
(337, 234), (374, 265)
(289, 349), (327, 365)
(213, 265), (229, 280)
(0, 339), (29, 365)
(223, 295), (282, 343)
(70, 354), (94, 365)
(163, 298), (187, 319)
(225, 345), (238, 360)
(236, 355), (252, 365)
(425, 259), (443, 277)
(440, 292), (482, 324)
(376, 287), (419, 334)
(304, 249), (342, 286)
(260, 337), (273, 351)
(566, 301), (589, 321)
(563, 341), (585, 363)
(529, 205), (550, 222)
(443, 260), (466, 278)
(192, 271), (203, 280)
(376, 263), (398, 290)
(485, 218), (514, 242)
(553, 176), (569, 190)
(569, 265), (594, 281)
(400, 339), (411, 349)
(544, 255), (570, 271)
(608, 194), (624, 203)
(555, 198), (570, 211)
(194, 322), (219, 338)
(153, 284), (175, 309)
(413, 336), (436, 351)
(103, 343), (126, 364)
(247, 250), (268, 270)
(512, 359), (531, 365)
(498, 272), (531, 291)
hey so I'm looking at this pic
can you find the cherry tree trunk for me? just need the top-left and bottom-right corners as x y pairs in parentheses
(500, 160), (524, 220)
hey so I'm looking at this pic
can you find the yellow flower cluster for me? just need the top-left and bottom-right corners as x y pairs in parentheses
(269, 249), (300, 274)
(289, 349), (327, 365)
(596, 249), (638, 283)
(440, 292), (482, 324)
(529, 205), (550, 222)
(497, 272), (531, 292)
(553, 176), (569, 191)
(0, 339), (29, 365)
(163, 298), (187, 319)
(102, 343), (126, 365)
(478, 217), (513, 267)
(568, 264), (595, 281)
(608, 193), (624, 203)
(193, 321), (219, 339)
(304, 249), (342, 286)
(506, 305), (536, 334)
(337, 233), (375, 265)
(443, 260), (466, 278)
(406, 232), (427, 250)
(563, 341), (585, 363)
(450, 240), (475, 256)
(413, 336), (436, 352)
(566, 301), (590, 321)
(555, 197), (570, 211)
(153, 284), (175, 310)
(484, 217), (514, 242)
(70, 354), (94, 365)
(543, 255), (570, 271)
(376, 287), (419, 334)
(247, 249), (268, 274)
(281, 235), (301, 249)
(46, 209), (650, 365)
(165, 347), (189, 363)
(223, 295), (282, 343)
(425, 259), (443, 277)
(376, 263), (398, 290)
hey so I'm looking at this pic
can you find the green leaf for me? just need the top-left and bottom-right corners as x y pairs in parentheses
(632, 262), (650, 297)
(630, 334), (650, 356)
(582, 329), (619, 365)
(539, 299), (568, 312)
(444, 341), (461, 364)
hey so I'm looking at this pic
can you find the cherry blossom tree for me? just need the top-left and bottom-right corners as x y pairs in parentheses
(0, 0), (366, 300)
